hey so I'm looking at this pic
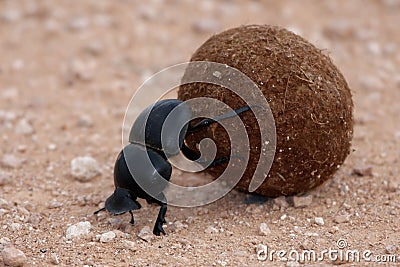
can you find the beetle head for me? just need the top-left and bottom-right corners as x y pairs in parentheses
(105, 187), (141, 215)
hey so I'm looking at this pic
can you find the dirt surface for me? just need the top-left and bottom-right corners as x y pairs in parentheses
(0, 0), (399, 266)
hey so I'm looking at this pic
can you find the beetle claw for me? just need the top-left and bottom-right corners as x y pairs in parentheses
(153, 222), (166, 236)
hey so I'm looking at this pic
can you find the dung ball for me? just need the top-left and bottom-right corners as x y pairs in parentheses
(178, 25), (353, 197)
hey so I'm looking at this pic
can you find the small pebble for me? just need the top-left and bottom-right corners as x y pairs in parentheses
(1, 154), (23, 168)
(16, 145), (27, 153)
(0, 198), (9, 208)
(50, 253), (60, 265)
(0, 237), (11, 251)
(137, 226), (153, 242)
(70, 156), (102, 182)
(99, 231), (116, 243)
(300, 239), (312, 250)
(66, 221), (92, 239)
(1, 88), (19, 101)
(173, 220), (187, 231)
(10, 223), (22, 232)
(0, 110), (17, 123)
(334, 214), (350, 224)
(205, 226), (219, 234)
(292, 195), (313, 208)
(0, 171), (11, 186)
(15, 119), (34, 135)
(352, 166), (373, 177)
(259, 223), (271, 236)
(0, 9), (21, 23)
(67, 17), (90, 31)
(314, 217), (325, 226)
(83, 41), (104, 56)
(385, 244), (397, 254)
(273, 196), (289, 209)
(1, 246), (27, 267)
(121, 240), (136, 251)
(48, 144), (57, 151)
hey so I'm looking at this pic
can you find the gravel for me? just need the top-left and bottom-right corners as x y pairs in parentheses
(273, 196), (289, 209)
(1, 246), (27, 267)
(0, 171), (11, 186)
(70, 156), (102, 182)
(0, 237), (11, 251)
(334, 214), (351, 224)
(14, 119), (34, 135)
(314, 217), (325, 226)
(1, 154), (23, 168)
(66, 221), (92, 239)
(121, 240), (136, 251)
(292, 195), (313, 208)
(137, 226), (153, 242)
(259, 223), (272, 236)
(0, 198), (9, 208)
(99, 231), (116, 243)
(10, 223), (22, 232)
(205, 226), (219, 234)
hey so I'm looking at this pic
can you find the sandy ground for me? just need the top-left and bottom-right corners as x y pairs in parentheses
(0, 0), (399, 266)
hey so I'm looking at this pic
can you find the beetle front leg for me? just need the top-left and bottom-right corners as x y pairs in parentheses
(187, 105), (252, 133)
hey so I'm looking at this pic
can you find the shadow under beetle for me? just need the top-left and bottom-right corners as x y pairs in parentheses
(95, 99), (252, 235)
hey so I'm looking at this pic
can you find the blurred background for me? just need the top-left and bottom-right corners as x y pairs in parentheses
(0, 0), (399, 266)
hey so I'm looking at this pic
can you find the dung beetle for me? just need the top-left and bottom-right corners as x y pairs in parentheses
(95, 99), (252, 235)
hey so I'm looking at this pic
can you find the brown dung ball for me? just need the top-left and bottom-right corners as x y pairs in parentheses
(178, 25), (353, 197)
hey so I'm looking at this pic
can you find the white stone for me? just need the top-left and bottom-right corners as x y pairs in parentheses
(259, 223), (271, 236)
(205, 226), (219, 234)
(0, 237), (11, 251)
(292, 195), (313, 208)
(10, 223), (22, 232)
(122, 240), (136, 250)
(66, 221), (92, 239)
(314, 217), (325, 226)
(0, 198), (8, 208)
(1, 154), (23, 168)
(1, 246), (27, 267)
(137, 226), (153, 242)
(15, 119), (34, 135)
(99, 231), (116, 243)
(334, 214), (350, 224)
(70, 156), (102, 182)
(0, 171), (11, 186)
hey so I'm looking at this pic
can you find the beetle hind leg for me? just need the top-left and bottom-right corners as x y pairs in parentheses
(153, 203), (167, 236)
(129, 210), (135, 224)
(151, 193), (168, 236)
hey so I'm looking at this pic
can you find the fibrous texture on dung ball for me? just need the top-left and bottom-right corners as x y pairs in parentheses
(178, 25), (353, 197)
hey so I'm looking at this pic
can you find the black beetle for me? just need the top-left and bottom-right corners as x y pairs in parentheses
(95, 99), (251, 235)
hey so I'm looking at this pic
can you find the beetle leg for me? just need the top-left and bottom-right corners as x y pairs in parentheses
(188, 105), (251, 133)
(94, 207), (105, 215)
(129, 210), (135, 224)
(181, 143), (201, 161)
(152, 194), (167, 236)
(153, 204), (167, 236)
